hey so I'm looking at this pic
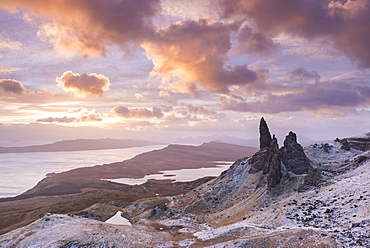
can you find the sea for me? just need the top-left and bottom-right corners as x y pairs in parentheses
(0, 145), (232, 198)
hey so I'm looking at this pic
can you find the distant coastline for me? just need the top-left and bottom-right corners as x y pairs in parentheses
(0, 138), (165, 154)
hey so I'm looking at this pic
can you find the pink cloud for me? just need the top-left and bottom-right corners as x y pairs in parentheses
(56, 70), (110, 97)
(0, 79), (26, 94)
(112, 106), (163, 119)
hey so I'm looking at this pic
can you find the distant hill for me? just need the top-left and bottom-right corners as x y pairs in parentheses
(0, 138), (165, 153)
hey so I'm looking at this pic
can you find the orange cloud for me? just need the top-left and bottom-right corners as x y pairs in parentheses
(56, 70), (110, 97)
(0, 0), (160, 55)
(143, 19), (258, 94)
(0, 79), (26, 94)
(112, 106), (163, 119)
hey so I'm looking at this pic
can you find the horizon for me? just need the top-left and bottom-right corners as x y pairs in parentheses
(1, 0), (370, 145)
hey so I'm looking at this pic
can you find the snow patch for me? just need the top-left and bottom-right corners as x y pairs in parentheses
(105, 211), (131, 225)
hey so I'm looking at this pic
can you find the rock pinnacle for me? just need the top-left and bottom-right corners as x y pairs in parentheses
(259, 117), (272, 150)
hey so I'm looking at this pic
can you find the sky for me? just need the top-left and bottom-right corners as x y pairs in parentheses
(0, 0), (370, 146)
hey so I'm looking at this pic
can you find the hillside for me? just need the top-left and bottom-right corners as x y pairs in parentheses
(0, 141), (256, 236)
(0, 138), (164, 153)
(0, 120), (369, 247)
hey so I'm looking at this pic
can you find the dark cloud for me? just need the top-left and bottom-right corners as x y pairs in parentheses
(0, 79), (26, 94)
(220, 81), (370, 114)
(237, 26), (278, 55)
(218, 0), (370, 68)
(113, 106), (163, 119)
(289, 67), (320, 83)
(0, 0), (161, 55)
(143, 19), (259, 94)
(57, 70), (110, 97)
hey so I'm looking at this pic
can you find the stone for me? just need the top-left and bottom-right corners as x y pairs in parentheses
(280, 131), (310, 175)
(259, 117), (272, 150)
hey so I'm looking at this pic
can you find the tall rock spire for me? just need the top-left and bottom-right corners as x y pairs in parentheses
(259, 117), (272, 150)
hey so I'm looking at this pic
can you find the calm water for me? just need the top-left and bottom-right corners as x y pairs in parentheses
(106, 162), (233, 185)
(0, 145), (166, 198)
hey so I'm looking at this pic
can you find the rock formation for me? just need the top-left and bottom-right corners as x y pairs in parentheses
(337, 134), (370, 151)
(250, 118), (313, 188)
(259, 117), (272, 150)
(280, 131), (310, 175)
(249, 118), (282, 188)
(336, 138), (350, 151)
(263, 138), (282, 188)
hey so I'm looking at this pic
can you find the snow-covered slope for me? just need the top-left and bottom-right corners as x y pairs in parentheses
(1, 119), (369, 247)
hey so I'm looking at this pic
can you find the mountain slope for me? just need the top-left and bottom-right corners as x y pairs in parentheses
(1, 119), (369, 247)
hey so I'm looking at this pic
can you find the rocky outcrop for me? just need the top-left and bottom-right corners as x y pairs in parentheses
(249, 118), (282, 188)
(148, 203), (173, 220)
(280, 131), (310, 175)
(336, 138), (350, 151)
(345, 134), (370, 151)
(263, 138), (282, 188)
(259, 117), (272, 150)
(250, 119), (313, 188)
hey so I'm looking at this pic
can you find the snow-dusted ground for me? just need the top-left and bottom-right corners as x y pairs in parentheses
(0, 214), (171, 248)
(305, 141), (361, 164)
(1, 144), (369, 248)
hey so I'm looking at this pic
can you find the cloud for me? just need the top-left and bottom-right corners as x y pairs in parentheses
(56, 70), (110, 97)
(0, 35), (22, 51)
(185, 104), (217, 116)
(219, 81), (370, 115)
(0, 79), (26, 94)
(158, 90), (173, 99)
(289, 67), (320, 83)
(37, 114), (103, 123)
(112, 106), (163, 119)
(0, 0), (161, 55)
(134, 93), (145, 100)
(218, 0), (370, 68)
(37, 108), (103, 123)
(143, 19), (259, 94)
(0, 65), (20, 74)
(237, 26), (278, 55)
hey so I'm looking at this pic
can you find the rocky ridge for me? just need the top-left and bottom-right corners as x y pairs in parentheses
(1, 118), (369, 247)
